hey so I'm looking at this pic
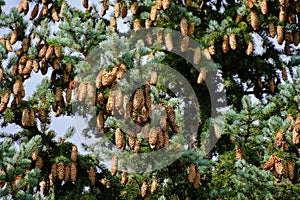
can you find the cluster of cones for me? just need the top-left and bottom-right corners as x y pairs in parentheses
(188, 163), (201, 189)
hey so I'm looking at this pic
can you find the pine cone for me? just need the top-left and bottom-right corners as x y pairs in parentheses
(64, 164), (70, 182)
(247, 40), (254, 55)
(165, 33), (173, 51)
(133, 89), (145, 110)
(277, 25), (284, 45)
(32, 150), (38, 161)
(151, 178), (158, 193)
(193, 170), (201, 189)
(188, 22), (195, 36)
(250, 10), (259, 31)
(29, 108), (35, 127)
(188, 163), (196, 183)
(51, 7), (59, 22)
(193, 47), (201, 65)
(180, 18), (188, 36)
(282, 68), (287, 81)
(162, 0), (170, 10)
(22, 107), (30, 127)
(149, 128), (159, 149)
(110, 17), (117, 32)
(71, 145), (78, 162)
(51, 163), (57, 178)
(156, 29), (163, 44)
(287, 160), (295, 181)
(235, 146), (243, 160)
(111, 156), (118, 176)
(294, 32), (299, 46)
(70, 163), (77, 182)
(82, 0), (89, 8)
(35, 156), (43, 169)
(144, 84), (151, 110)
(229, 33), (237, 50)
(89, 167), (96, 185)
(157, 129), (164, 148)
(5, 40), (12, 52)
(222, 35), (229, 53)
(130, 2), (138, 15)
(121, 3), (127, 18)
(134, 141), (141, 153)
(279, 8), (286, 22)
(38, 108), (47, 123)
(120, 170), (128, 185)
(101, 3), (108, 17)
(274, 158), (284, 177)
(275, 130), (284, 147)
(57, 162), (65, 180)
(115, 128), (125, 150)
(150, 71), (158, 86)
(41, 5), (49, 16)
(102, 69), (116, 86)
(268, 23), (275, 38)
(114, 2), (121, 18)
(150, 6), (158, 21)
(263, 154), (276, 170)
(185, 0), (192, 7)
(181, 36), (189, 52)
(156, 0), (162, 9)
(236, 14), (242, 23)
(141, 181), (148, 198)
(106, 93), (114, 114)
(23, 59), (32, 75)
(52, 58), (60, 70)
(133, 19), (141, 32)
(39, 44), (47, 58)
(96, 70), (103, 89)
(260, 0), (268, 14)
(66, 87), (72, 103)
(54, 45), (62, 58)
(55, 87), (64, 105)
(77, 82), (87, 102)
(197, 67), (207, 84)
(97, 92), (105, 106)
(128, 133), (136, 150)
(30, 4), (39, 20)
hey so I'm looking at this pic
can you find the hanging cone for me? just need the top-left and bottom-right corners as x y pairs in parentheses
(156, 29), (163, 44)
(188, 163), (196, 183)
(180, 18), (188, 36)
(288, 13), (296, 24)
(97, 111), (105, 131)
(102, 69), (117, 86)
(0, 90), (10, 107)
(134, 141), (141, 153)
(54, 45), (62, 58)
(151, 178), (158, 193)
(197, 67), (207, 84)
(53, 58), (60, 71)
(235, 146), (243, 160)
(30, 4), (39, 20)
(10, 30), (17, 46)
(257, 77), (263, 90)
(57, 162), (65, 180)
(181, 36), (189, 52)
(22, 107), (30, 127)
(141, 181), (148, 198)
(41, 5), (49, 16)
(260, 0), (268, 15)
(269, 78), (275, 94)
(5, 40), (12, 52)
(51, 7), (59, 22)
(246, 0), (254, 8)
(77, 82), (87, 102)
(55, 87), (64, 107)
(279, 8), (286, 23)
(166, 106), (176, 126)
(188, 22), (195, 36)
(23, 59), (32, 75)
(111, 156), (118, 176)
(45, 46), (54, 61)
(40, 180), (46, 194)
(250, 10), (259, 31)
(247, 40), (254, 55)
(89, 167), (96, 186)
(110, 17), (117, 32)
(150, 6), (158, 21)
(193, 47), (201, 65)
(294, 31), (299, 46)
(39, 45), (47, 58)
(162, 0), (171, 10)
(128, 133), (136, 150)
(66, 87), (72, 103)
(97, 92), (105, 105)
(277, 25), (284, 45)
(101, 3), (108, 17)
(120, 170), (128, 185)
(133, 89), (145, 110)
(35, 157), (43, 169)
(121, 3), (127, 18)
(263, 154), (276, 170)
(229, 33), (237, 50)
(275, 130), (284, 147)
(82, 0), (88, 8)
(222, 35), (229, 53)
(185, 0), (192, 7)
(96, 70), (103, 89)
(156, 0), (162, 9)
(86, 82), (96, 104)
(292, 117), (300, 145)
(29, 108), (35, 127)
(22, 0), (29, 15)
(18, 1), (24, 13)
(287, 160), (295, 181)
(165, 33), (173, 51)
(274, 158), (284, 177)
(115, 128), (125, 150)
(117, 63), (126, 79)
(70, 163), (77, 182)
(146, 32), (153, 45)
(235, 14), (242, 23)
(133, 19), (141, 32)
(157, 129), (164, 148)
(130, 2), (138, 15)
(38, 108), (47, 123)
(282, 160), (289, 178)
(285, 41), (290, 55)
(71, 145), (78, 162)
(269, 23), (275, 38)
(51, 163), (57, 178)
(149, 128), (159, 149)
(208, 42), (215, 55)
(163, 130), (169, 149)
(150, 71), (158, 86)
(64, 164), (70, 182)
(114, 2), (121, 18)
(193, 170), (201, 189)
(144, 84), (151, 110)
(32, 150), (38, 161)
(106, 93), (114, 114)
(282, 141), (289, 152)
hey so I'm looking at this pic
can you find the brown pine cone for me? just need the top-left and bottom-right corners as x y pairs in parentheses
(193, 47), (201, 65)
(114, 2), (121, 18)
(111, 156), (118, 176)
(250, 10), (259, 31)
(71, 145), (78, 162)
(64, 164), (71, 182)
(22, 107), (30, 127)
(70, 163), (77, 182)
(274, 130), (284, 147)
(235, 146), (243, 160)
(130, 1), (138, 15)
(193, 170), (201, 189)
(51, 163), (57, 179)
(121, 3), (127, 18)
(51, 7), (59, 22)
(162, 0), (170, 10)
(30, 4), (39, 20)
(151, 178), (158, 193)
(180, 18), (188, 36)
(115, 128), (125, 150)
(133, 89), (145, 110)
(89, 167), (96, 186)
(222, 35), (229, 53)
(120, 170), (128, 185)
(141, 181), (148, 198)
(149, 128), (159, 149)
(188, 163), (196, 183)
